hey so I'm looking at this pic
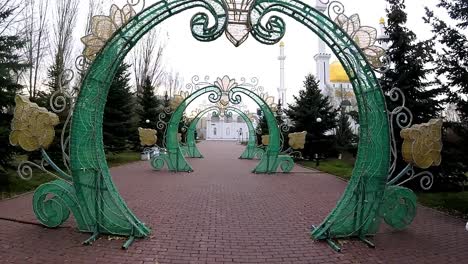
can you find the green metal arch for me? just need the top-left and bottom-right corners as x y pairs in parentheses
(33, 0), (391, 245)
(151, 84), (287, 174)
(181, 106), (220, 158)
(181, 106), (261, 159)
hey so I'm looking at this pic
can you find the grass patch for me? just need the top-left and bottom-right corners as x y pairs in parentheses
(417, 191), (468, 218)
(106, 151), (140, 167)
(299, 159), (354, 180)
(1, 151), (140, 200)
(300, 158), (468, 218)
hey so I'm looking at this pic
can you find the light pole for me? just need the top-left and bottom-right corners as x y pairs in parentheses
(315, 117), (322, 166)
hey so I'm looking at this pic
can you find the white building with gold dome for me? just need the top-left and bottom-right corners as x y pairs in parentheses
(314, 0), (387, 133)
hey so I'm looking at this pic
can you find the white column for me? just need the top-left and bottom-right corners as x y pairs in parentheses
(314, 0), (331, 94)
(278, 42), (287, 106)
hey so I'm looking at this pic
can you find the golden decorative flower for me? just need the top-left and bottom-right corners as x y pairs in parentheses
(401, 119), (443, 169)
(261, 135), (269, 146)
(9, 96), (60, 152)
(81, 4), (136, 61)
(260, 93), (278, 112)
(138, 127), (157, 146)
(288, 131), (307, 150)
(215, 75), (238, 93)
(334, 14), (386, 68)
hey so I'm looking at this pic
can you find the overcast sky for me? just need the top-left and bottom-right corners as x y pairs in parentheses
(69, 0), (443, 111)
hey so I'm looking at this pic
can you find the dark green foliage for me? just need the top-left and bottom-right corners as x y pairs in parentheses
(0, 7), (26, 189)
(335, 111), (355, 150)
(103, 63), (137, 152)
(286, 74), (337, 158)
(426, 1), (468, 121)
(426, 0), (468, 188)
(381, 0), (443, 124)
(255, 111), (269, 146)
(381, 0), (444, 186)
(136, 77), (164, 146)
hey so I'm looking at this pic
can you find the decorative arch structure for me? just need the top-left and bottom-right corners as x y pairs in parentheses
(30, 0), (397, 249)
(150, 80), (290, 174)
(181, 106), (262, 159)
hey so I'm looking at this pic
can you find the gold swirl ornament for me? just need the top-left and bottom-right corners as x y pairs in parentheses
(9, 95), (60, 152)
(400, 119), (443, 169)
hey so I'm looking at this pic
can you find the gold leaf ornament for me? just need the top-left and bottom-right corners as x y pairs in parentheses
(400, 119), (443, 169)
(81, 4), (136, 61)
(334, 14), (385, 68)
(138, 127), (157, 146)
(9, 96), (60, 152)
(288, 131), (307, 150)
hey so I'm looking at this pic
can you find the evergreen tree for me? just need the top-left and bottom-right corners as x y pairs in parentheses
(426, 0), (468, 188)
(426, 0), (468, 122)
(103, 63), (136, 152)
(0, 7), (26, 189)
(335, 110), (354, 149)
(286, 74), (337, 158)
(381, 0), (443, 124)
(136, 76), (163, 145)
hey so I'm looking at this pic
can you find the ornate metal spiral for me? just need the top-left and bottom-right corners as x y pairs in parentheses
(327, 1), (345, 18)
(381, 186), (417, 230)
(17, 161), (35, 180)
(389, 88), (413, 129)
(208, 90), (222, 104)
(75, 55), (89, 73)
(190, 1), (227, 42)
(127, 0), (146, 10)
(279, 157), (294, 173)
(151, 156), (166, 170)
(250, 13), (286, 45)
(33, 180), (77, 228)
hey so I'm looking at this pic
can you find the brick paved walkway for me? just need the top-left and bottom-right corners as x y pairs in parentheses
(0, 141), (467, 263)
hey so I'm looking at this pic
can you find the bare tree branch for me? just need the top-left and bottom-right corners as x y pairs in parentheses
(131, 29), (167, 93)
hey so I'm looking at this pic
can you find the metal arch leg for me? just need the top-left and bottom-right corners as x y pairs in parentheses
(83, 231), (100, 246)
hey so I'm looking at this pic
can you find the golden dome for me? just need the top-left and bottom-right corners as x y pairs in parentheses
(379, 17), (385, 24)
(280, 41), (285, 47)
(329, 61), (350, 83)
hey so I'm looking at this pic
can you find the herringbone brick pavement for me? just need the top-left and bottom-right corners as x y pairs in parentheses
(0, 141), (466, 263)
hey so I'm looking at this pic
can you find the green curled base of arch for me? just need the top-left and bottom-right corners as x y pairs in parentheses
(33, 0), (396, 248)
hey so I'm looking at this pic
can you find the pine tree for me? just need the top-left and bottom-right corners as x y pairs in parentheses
(136, 76), (163, 145)
(286, 74), (337, 158)
(335, 110), (354, 149)
(426, 0), (468, 122)
(103, 63), (136, 152)
(381, 0), (443, 124)
(0, 7), (26, 189)
(426, 0), (468, 188)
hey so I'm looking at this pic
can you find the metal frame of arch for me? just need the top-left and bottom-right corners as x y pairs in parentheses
(150, 82), (289, 174)
(30, 0), (392, 249)
(181, 106), (263, 160)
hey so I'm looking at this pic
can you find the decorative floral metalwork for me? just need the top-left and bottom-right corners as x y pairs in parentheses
(224, 0), (254, 46)
(9, 96), (60, 152)
(401, 119), (443, 169)
(81, 4), (136, 61)
(138, 127), (157, 146)
(334, 13), (386, 69)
